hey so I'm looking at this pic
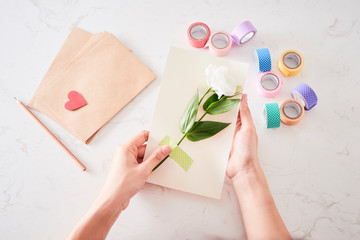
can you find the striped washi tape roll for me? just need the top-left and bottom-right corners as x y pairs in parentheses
(291, 83), (318, 110)
(254, 48), (272, 72)
(263, 103), (281, 128)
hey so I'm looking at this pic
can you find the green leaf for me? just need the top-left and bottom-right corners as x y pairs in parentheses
(202, 93), (219, 111)
(186, 121), (231, 142)
(179, 91), (199, 133)
(206, 98), (240, 115)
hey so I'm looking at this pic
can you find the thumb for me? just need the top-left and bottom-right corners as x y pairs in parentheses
(239, 94), (254, 128)
(142, 145), (171, 174)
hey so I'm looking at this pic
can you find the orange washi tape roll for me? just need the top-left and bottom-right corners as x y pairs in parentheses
(278, 50), (304, 77)
(280, 99), (304, 125)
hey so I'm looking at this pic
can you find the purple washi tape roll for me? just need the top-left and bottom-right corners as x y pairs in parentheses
(291, 83), (318, 110)
(231, 21), (257, 45)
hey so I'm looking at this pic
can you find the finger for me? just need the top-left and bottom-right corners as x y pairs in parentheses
(138, 144), (147, 158)
(233, 95), (244, 135)
(126, 130), (149, 148)
(235, 107), (242, 133)
(141, 145), (171, 174)
(239, 94), (255, 128)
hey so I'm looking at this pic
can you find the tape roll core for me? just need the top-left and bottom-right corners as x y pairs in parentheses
(211, 33), (229, 49)
(278, 50), (304, 76)
(263, 107), (268, 123)
(283, 101), (302, 119)
(240, 31), (255, 43)
(280, 99), (304, 125)
(208, 31), (232, 57)
(261, 73), (279, 91)
(190, 25), (208, 40)
(187, 22), (211, 48)
(291, 83), (318, 110)
(231, 21), (257, 45)
(257, 71), (282, 98)
(291, 91), (306, 107)
(283, 52), (302, 69)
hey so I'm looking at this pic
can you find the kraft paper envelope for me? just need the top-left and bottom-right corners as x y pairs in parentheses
(29, 28), (156, 143)
(31, 28), (93, 93)
(144, 47), (248, 199)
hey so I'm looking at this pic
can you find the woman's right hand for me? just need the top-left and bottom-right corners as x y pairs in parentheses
(227, 94), (291, 240)
(227, 94), (259, 181)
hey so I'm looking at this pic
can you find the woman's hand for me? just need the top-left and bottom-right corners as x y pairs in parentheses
(97, 130), (171, 210)
(227, 94), (259, 181)
(67, 131), (171, 240)
(227, 94), (291, 240)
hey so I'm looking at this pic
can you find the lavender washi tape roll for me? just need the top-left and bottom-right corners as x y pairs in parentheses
(231, 21), (257, 46)
(291, 83), (318, 110)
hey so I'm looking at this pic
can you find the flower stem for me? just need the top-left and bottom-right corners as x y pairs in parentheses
(189, 111), (207, 131)
(176, 133), (187, 146)
(199, 87), (211, 105)
(152, 89), (211, 172)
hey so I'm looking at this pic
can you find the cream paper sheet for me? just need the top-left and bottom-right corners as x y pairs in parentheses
(144, 47), (248, 199)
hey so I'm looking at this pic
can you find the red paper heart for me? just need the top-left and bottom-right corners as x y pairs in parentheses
(65, 91), (87, 111)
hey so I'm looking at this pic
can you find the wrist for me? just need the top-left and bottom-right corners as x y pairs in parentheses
(231, 160), (272, 206)
(68, 189), (128, 240)
(231, 158), (261, 184)
(91, 180), (131, 217)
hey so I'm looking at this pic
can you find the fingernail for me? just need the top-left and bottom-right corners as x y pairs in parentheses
(243, 94), (248, 103)
(161, 145), (171, 155)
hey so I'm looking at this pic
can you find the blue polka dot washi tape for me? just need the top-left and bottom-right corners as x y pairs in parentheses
(291, 83), (318, 110)
(254, 48), (272, 72)
(263, 103), (280, 128)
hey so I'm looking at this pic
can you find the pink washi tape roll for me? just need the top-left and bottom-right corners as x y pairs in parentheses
(187, 22), (211, 48)
(257, 71), (283, 98)
(208, 31), (233, 57)
(231, 21), (257, 45)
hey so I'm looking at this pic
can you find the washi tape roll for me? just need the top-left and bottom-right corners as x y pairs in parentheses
(254, 48), (271, 72)
(231, 21), (257, 45)
(187, 22), (211, 48)
(291, 83), (318, 110)
(278, 50), (304, 76)
(263, 103), (281, 128)
(280, 99), (304, 125)
(257, 71), (283, 98)
(208, 31), (233, 57)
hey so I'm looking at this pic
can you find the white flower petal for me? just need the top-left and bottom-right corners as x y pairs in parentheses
(205, 64), (239, 98)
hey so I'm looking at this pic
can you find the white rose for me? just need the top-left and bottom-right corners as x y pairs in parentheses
(205, 64), (239, 99)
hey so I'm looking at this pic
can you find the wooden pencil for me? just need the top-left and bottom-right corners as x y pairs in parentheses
(14, 97), (86, 171)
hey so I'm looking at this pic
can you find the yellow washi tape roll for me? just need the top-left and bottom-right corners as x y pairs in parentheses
(278, 50), (304, 77)
(280, 99), (304, 125)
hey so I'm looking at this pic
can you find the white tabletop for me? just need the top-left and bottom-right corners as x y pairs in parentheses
(1, 0), (359, 239)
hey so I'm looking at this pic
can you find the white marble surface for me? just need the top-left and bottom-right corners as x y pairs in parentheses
(1, 0), (359, 239)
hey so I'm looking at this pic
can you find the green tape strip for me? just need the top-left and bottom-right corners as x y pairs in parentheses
(264, 103), (281, 128)
(159, 135), (177, 149)
(158, 135), (194, 171)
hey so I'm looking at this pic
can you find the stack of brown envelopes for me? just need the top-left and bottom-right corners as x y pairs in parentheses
(29, 28), (156, 144)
